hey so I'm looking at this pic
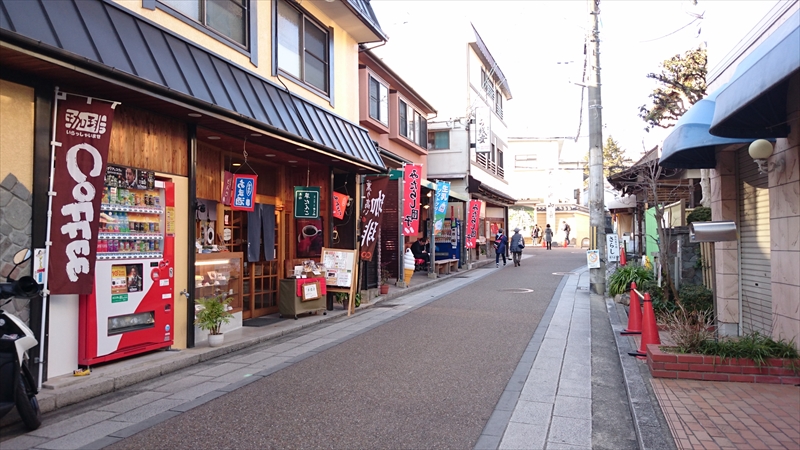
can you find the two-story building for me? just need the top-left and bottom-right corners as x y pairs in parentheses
(1, 0), (389, 381)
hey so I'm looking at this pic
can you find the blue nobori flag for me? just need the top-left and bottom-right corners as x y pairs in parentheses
(433, 181), (450, 235)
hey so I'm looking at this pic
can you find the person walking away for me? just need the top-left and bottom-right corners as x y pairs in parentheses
(544, 224), (553, 250)
(494, 228), (508, 267)
(510, 227), (524, 266)
(532, 224), (541, 245)
(403, 243), (415, 287)
(562, 221), (571, 247)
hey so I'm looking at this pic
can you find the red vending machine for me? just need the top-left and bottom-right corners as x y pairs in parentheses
(79, 165), (175, 366)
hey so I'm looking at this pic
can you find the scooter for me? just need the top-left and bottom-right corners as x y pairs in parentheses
(0, 249), (42, 430)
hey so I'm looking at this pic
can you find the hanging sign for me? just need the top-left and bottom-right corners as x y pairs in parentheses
(433, 180), (450, 235)
(221, 170), (233, 206)
(402, 164), (422, 236)
(332, 191), (348, 220)
(48, 91), (117, 295)
(359, 177), (388, 261)
(294, 186), (320, 219)
(465, 200), (481, 248)
(475, 106), (491, 153)
(231, 174), (257, 211)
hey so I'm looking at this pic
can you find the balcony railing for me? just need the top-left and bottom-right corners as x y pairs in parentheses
(495, 104), (503, 120)
(475, 153), (504, 178)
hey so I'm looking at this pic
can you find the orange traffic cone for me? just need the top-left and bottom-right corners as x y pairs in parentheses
(541, 239), (546, 248)
(629, 293), (660, 359)
(620, 247), (627, 266)
(621, 282), (642, 335)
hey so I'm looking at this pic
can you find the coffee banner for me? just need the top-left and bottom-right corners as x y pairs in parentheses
(433, 180), (450, 235)
(401, 164), (422, 236)
(48, 91), (118, 294)
(465, 200), (481, 249)
(359, 177), (388, 261)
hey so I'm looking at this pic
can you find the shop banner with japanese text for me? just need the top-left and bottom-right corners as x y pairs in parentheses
(465, 200), (481, 249)
(332, 191), (348, 220)
(221, 171), (233, 206)
(48, 91), (117, 294)
(359, 176), (388, 261)
(402, 164), (422, 236)
(433, 180), (450, 235)
(231, 174), (257, 211)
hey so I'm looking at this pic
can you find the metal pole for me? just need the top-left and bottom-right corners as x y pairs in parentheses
(588, 0), (606, 294)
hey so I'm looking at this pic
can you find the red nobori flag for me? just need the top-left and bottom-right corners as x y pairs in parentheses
(48, 91), (118, 294)
(465, 200), (481, 248)
(359, 177), (389, 261)
(402, 164), (422, 236)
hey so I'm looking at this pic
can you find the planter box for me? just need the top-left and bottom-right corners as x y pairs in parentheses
(646, 344), (800, 385)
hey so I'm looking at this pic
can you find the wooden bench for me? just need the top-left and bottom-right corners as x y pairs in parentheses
(433, 259), (459, 276)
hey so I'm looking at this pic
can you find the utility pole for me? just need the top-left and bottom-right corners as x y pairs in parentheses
(588, 0), (606, 294)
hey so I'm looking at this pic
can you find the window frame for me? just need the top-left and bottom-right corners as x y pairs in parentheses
(273, 0), (333, 98)
(368, 75), (389, 126)
(151, 0), (255, 63)
(398, 100), (427, 149)
(428, 131), (450, 150)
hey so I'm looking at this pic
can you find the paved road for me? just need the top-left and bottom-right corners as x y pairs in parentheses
(109, 251), (583, 449)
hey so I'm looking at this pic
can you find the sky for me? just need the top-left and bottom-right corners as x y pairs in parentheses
(369, 0), (783, 162)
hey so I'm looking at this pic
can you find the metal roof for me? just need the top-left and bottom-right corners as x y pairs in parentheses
(0, 0), (384, 171)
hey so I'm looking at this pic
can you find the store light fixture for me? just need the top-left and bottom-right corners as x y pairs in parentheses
(748, 139), (784, 174)
(195, 259), (233, 266)
(207, 136), (220, 140)
(296, 148), (306, 152)
(288, 160), (298, 163)
(251, 133), (262, 137)
(423, 204), (430, 209)
(265, 154), (276, 157)
(427, 191), (432, 197)
(188, 113), (202, 118)
(232, 163), (241, 167)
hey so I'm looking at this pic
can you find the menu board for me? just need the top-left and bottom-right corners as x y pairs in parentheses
(321, 248), (356, 288)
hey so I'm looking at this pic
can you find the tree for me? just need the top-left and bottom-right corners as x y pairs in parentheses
(583, 136), (633, 185)
(639, 47), (707, 131)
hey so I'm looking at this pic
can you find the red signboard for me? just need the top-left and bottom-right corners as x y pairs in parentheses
(332, 191), (348, 220)
(359, 177), (389, 261)
(402, 164), (422, 236)
(221, 170), (233, 206)
(48, 92), (117, 294)
(466, 200), (481, 249)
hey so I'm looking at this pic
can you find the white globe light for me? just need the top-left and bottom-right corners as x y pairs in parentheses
(748, 139), (773, 160)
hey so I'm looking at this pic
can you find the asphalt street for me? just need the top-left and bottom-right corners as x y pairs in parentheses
(109, 251), (587, 449)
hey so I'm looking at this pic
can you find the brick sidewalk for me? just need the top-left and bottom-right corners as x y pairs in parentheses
(652, 377), (800, 449)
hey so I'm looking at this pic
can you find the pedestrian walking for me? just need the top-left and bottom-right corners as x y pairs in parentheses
(510, 227), (524, 266)
(562, 221), (571, 247)
(532, 224), (541, 245)
(544, 224), (553, 250)
(494, 228), (507, 267)
(403, 243), (415, 286)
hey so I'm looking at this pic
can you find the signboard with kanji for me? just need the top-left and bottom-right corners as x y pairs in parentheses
(465, 200), (481, 248)
(433, 180), (450, 234)
(402, 164), (422, 236)
(231, 174), (257, 212)
(294, 187), (320, 219)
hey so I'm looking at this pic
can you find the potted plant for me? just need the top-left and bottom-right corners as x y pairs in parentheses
(380, 268), (391, 295)
(195, 294), (233, 347)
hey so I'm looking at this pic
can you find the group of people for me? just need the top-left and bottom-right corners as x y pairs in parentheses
(530, 221), (570, 250)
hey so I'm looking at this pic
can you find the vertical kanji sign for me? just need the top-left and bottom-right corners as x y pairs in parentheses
(294, 187), (320, 219)
(359, 177), (388, 261)
(48, 91), (117, 294)
(433, 180), (450, 235)
(402, 164), (422, 236)
(231, 174), (257, 211)
(465, 200), (481, 249)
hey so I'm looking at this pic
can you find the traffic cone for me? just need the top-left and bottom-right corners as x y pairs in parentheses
(629, 293), (660, 359)
(541, 239), (546, 248)
(620, 247), (627, 266)
(621, 282), (642, 335)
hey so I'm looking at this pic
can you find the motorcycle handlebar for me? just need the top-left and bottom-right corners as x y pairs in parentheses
(0, 276), (40, 300)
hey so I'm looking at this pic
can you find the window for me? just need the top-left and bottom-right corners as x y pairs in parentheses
(481, 68), (494, 100)
(159, 0), (247, 46)
(428, 131), (450, 150)
(399, 100), (427, 148)
(276, 0), (330, 94)
(368, 76), (388, 125)
(495, 90), (503, 119)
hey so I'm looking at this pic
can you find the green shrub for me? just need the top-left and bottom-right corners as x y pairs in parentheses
(678, 284), (713, 313)
(697, 332), (799, 367)
(686, 206), (711, 223)
(608, 264), (654, 296)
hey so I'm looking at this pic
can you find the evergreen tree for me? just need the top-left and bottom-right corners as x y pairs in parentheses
(583, 136), (633, 184)
(638, 47), (707, 131)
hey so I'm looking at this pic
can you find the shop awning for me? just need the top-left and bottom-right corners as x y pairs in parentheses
(0, 0), (385, 172)
(660, 88), (752, 169)
(467, 176), (516, 205)
(709, 9), (799, 139)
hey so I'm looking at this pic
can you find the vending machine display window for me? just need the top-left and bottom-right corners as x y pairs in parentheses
(108, 311), (156, 335)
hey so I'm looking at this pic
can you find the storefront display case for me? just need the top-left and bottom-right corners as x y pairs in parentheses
(194, 252), (243, 311)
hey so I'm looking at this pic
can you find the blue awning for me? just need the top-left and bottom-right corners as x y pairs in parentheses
(709, 9), (799, 139)
(660, 88), (752, 169)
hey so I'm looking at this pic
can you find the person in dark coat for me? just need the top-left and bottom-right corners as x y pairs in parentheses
(544, 224), (553, 250)
(494, 228), (507, 267)
(510, 227), (524, 267)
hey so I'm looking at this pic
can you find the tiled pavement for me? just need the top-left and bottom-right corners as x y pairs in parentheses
(653, 379), (800, 450)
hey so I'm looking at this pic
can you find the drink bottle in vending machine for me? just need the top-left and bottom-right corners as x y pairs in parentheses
(79, 165), (175, 366)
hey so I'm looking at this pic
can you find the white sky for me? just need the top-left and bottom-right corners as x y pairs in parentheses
(370, 0), (783, 161)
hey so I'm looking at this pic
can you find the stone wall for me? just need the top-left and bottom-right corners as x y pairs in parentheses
(0, 173), (33, 324)
(668, 226), (704, 288)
